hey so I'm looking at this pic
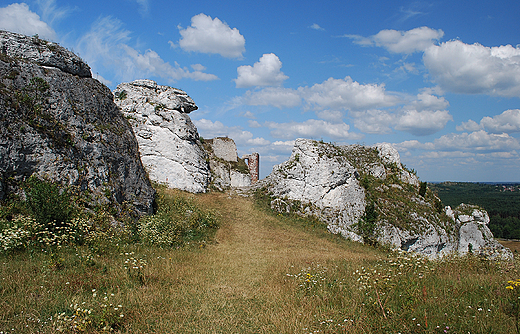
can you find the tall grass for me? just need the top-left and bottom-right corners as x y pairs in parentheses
(0, 184), (519, 333)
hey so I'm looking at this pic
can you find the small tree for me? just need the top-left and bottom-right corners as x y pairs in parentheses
(356, 201), (378, 245)
(419, 181), (427, 197)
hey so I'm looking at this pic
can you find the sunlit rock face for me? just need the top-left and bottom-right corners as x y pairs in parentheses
(259, 138), (512, 260)
(0, 31), (155, 214)
(114, 80), (210, 193)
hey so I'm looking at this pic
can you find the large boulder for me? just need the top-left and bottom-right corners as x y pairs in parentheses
(113, 80), (210, 193)
(259, 138), (511, 260)
(0, 30), (155, 214)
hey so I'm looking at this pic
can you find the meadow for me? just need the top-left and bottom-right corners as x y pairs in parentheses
(1, 181), (519, 333)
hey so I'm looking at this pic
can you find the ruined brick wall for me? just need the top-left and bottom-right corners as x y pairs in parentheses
(242, 153), (259, 183)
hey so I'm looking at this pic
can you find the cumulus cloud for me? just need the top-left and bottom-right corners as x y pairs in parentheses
(302, 76), (401, 110)
(178, 13), (245, 58)
(193, 119), (270, 146)
(235, 53), (288, 88)
(0, 3), (56, 40)
(266, 119), (363, 140)
(457, 109), (520, 134)
(398, 130), (520, 154)
(348, 91), (451, 135)
(349, 26), (444, 54)
(423, 41), (520, 97)
(310, 23), (325, 31)
(395, 109), (452, 136)
(240, 87), (302, 109)
(76, 16), (217, 84)
(351, 109), (394, 134)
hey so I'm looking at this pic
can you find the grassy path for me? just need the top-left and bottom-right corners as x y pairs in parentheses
(133, 191), (376, 333)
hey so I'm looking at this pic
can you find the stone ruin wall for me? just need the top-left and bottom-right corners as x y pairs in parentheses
(242, 153), (259, 183)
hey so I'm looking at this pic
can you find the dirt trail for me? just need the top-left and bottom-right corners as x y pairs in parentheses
(196, 192), (372, 297)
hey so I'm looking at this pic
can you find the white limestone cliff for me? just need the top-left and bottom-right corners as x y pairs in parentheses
(114, 80), (210, 193)
(259, 138), (512, 260)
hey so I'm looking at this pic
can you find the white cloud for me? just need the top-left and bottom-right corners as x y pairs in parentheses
(399, 130), (520, 154)
(315, 110), (344, 122)
(248, 120), (261, 128)
(456, 119), (481, 132)
(178, 13), (245, 58)
(351, 109), (394, 134)
(0, 3), (56, 40)
(395, 109), (452, 136)
(349, 27), (444, 54)
(301, 76), (401, 111)
(310, 23), (325, 31)
(240, 87), (301, 109)
(193, 119), (270, 147)
(457, 109), (520, 134)
(76, 16), (218, 84)
(35, 0), (73, 25)
(266, 119), (363, 140)
(423, 40), (520, 96)
(235, 53), (288, 88)
(480, 109), (520, 134)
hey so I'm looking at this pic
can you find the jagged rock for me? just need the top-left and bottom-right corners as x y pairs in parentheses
(203, 137), (251, 190)
(114, 80), (210, 193)
(259, 138), (511, 260)
(0, 30), (91, 77)
(0, 31), (155, 214)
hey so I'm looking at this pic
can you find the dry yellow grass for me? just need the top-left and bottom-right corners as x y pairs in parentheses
(123, 191), (379, 333)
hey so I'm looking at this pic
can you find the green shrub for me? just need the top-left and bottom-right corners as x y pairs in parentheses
(24, 176), (75, 230)
(138, 190), (218, 247)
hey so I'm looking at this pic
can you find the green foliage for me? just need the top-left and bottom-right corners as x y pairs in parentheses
(431, 182), (520, 239)
(23, 176), (75, 230)
(115, 90), (127, 100)
(138, 189), (219, 248)
(355, 201), (378, 245)
(419, 181), (427, 197)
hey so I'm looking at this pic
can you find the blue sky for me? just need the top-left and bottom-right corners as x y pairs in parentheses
(1, 0), (519, 181)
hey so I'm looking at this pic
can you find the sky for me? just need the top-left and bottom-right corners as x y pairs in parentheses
(1, 0), (519, 182)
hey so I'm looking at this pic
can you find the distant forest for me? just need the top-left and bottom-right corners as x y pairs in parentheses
(429, 182), (520, 239)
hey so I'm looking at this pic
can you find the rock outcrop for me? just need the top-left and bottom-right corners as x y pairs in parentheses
(259, 138), (511, 260)
(203, 137), (251, 190)
(113, 80), (210, 193)
(0, 31), (155, 214)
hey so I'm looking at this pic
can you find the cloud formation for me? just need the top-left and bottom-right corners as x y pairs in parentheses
(0, 3), (56, 40)
(178, 13), (245, 58)
(77, 16), (217, 84)
(457, 109), (520, 134)
(193, 119), (270, 147)
(424, 41), (520, 97)
(302, 76), (401, 110)
(266, 119), (363, 140)
(349, 26), (444, 54)
(235, 53), (288, 88)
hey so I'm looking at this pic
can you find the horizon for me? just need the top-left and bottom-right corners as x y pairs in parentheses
(0, 0), (519, 182)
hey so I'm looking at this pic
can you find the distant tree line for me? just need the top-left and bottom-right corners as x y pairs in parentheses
(429, 182), (520, 239)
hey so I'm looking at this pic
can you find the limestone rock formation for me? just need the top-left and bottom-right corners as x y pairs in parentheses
(0, 30), (155, 214)
(259, 138), (511, 260)
(202, 137), (251, 190)
(113, 80), (210, 193)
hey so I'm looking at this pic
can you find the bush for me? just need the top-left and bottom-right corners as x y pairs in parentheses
(24, 176), (75, 230)
(138, 190), (218, 247)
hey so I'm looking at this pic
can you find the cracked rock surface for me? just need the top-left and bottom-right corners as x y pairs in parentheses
(0, 31), (155, 214)
(260, 138), (511, 260)
(114, 80), (210, 193)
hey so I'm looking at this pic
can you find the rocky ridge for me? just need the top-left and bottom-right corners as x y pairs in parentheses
(0, 30), (155, 214)
(259, 138), (512, 260)
(113, 80), (251, 192)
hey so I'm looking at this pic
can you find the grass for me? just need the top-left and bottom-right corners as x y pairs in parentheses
(1, 186), (520, 333)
